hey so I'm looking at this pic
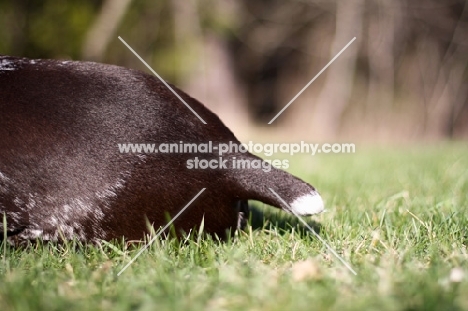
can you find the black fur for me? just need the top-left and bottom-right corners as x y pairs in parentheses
(0, 55), (320, 244)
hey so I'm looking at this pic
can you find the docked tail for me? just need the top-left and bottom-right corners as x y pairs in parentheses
(232, 155), (324, 215)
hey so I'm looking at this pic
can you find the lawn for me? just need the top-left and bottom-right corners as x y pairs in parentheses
(1, 144), (467, 311)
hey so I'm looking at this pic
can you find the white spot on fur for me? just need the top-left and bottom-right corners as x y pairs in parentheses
(95, 179), (125, 201)
(4, 176), (126, 243)
(0, 171), (11, 194)
(0, 171), (9, 181)
(8, 211), (23, 224)
(0, 58), (17, 71)
(290, 191), (324, 216)
(31, 196), (108, 241)
(26, 194), (37, 210)
(48, 216), (59, 226)
(15, 229), (44, 241)
(13, 197), (24, 207)
(136, 154), (147, 162)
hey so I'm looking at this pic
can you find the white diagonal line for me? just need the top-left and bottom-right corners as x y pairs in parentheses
(268, 37), (356, 124)
(118, 36), (207, 124)
(268, 188), (357, 275)
(117, 188), (206, 276)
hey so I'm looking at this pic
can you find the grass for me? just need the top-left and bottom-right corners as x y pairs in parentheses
(1, 143), (467, 310)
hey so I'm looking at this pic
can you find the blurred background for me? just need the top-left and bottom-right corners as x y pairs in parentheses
(1, 0), (467, 143)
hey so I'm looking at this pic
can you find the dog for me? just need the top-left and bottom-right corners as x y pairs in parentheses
(0, 55), (324, 244)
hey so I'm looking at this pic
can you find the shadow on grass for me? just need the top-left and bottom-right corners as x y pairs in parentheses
(247, 203), (322, 237)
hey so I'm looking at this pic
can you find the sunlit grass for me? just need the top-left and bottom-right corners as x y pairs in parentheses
(1, 144), (467, 310)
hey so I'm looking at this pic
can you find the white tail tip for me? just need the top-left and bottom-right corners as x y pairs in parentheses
(290, 191), (325, 216)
